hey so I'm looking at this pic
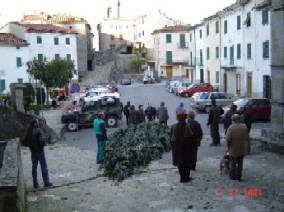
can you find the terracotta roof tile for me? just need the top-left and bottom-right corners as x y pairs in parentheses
(18, 23), (78, 34)
(0, 33), (29, 45)
(152, 25), (190, 34)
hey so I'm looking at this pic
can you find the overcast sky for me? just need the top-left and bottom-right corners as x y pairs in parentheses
(1, 0), (236, 27)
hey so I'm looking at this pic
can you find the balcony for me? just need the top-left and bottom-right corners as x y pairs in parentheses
(172, 57), (189, 65)
(220, 58), (237, 70)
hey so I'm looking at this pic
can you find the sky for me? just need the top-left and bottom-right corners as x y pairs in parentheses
(0, 0), (236, 26)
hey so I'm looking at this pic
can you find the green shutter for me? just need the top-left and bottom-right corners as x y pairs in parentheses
(166, 34), (171, 43)
(166, 51), (172, 64)
(237, 44), (241, 59)
(216, 21), (219, 34)
(263, 40), (269, 59)
(206, 24), (209, 36)
(37, 36), (42, 44)
(0, 79), (6, 91)
(66, 38), (70, 45)
(237, 16), (241, 30)
(190, 52), (193, 65)
(247, 43), (251, 59)
(38, 54), (43, 62)
(55, 54), (60, 59)
(16, 57), (22, 67)
(230, 46), (234, 65)
(216, 71), (219, 83)
(200, 49), (203, 65)
(262, 11), (268, 25)
(216, 46), (219, 59)
(224, 47), (227, 58)
(207, 47), (210, 60)
(54, 37), (59, 45)
(180, 34), (185, 47)
(224, 20), (227, 34)
(17, 78), (23, 84)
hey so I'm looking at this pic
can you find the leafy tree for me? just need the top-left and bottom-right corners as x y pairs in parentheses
(26, 56), (76, 104)
(23, 83), (35, 111)
(131, 58), (146, 72)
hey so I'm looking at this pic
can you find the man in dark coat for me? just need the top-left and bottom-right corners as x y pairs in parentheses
(123, 101), (131, 125)
(137, 105), (146, 123)
(207, 98), (222, 146)
(170, 111), (197, 183)
(157, 101), (169, 125)
(224, 104), (237, 134)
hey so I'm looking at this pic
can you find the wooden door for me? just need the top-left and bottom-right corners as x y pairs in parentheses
(166, 66), (173, 79)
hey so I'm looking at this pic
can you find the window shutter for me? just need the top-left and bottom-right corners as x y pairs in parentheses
(166, 51), (172, 64)
(224, 47), (227, 58)
(180, 34), (185, 47)
(216, 21), (219, 34)
(237, 44), (241, 59)
(0, 79), (6, 91)
(247, 43), (251, 59)
(166, 34), (171, 43)
(16, 57), (22, 67)
(237, 16), (241, 30)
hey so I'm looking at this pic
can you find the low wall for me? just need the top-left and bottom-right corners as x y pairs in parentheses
(0, 138), (25, 212)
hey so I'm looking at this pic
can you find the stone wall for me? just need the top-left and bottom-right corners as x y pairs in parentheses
(0, 138), (25, 212)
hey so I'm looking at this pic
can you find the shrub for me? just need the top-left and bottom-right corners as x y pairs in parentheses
(102, 122), (171, 182)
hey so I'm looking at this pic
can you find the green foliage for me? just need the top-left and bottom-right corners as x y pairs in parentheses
(102, 122), (171, 182)
(27, 104), (51, 111)
(36, 87), (46, 105)
(130, 58), (146, 72)
(23, 83), (35, 111)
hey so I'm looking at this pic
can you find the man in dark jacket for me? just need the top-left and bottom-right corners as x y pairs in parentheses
(123, 101), (131, 125)
(137, 105), (146, 123)
(157, 101), (169, 125)
(207, 98), (222, 146)
(224, 104), (237, 134)
(170, 111), (197, 183)
(24, 119), (52, 188)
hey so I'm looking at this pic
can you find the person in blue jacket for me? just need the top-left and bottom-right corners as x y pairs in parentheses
(93, 112), (107, 164)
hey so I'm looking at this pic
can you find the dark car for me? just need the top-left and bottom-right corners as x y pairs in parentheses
(221, 98), (271, 122)
(61, 95), (123, 132)
(179, 83), (214, 97)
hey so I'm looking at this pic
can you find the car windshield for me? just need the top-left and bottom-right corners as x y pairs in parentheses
(189, 83), (198, 88)
(199, 92), (209, 99)
(234, 99), (248, 107)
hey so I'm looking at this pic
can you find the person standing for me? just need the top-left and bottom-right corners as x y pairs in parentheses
(93, 112), (108, 164)
(137, 105), (146, 124)
(23, 119), (53, 188)
(176, 102), (185, 118)
(123, 101), (131, 125)
(170, 111), (197, 183)
(240, 107), (252, 155)
(207, 98), (222, 146)
(128, 105), (139, 125)
(223, 104), (237, 134)
(157, 101), (169, 125)
(187, 111), (203, 171)
(145, 105), (156, 122)
(226, 114), (248, 182)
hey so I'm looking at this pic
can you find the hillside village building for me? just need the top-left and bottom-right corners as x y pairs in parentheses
(0, 22), (78, 92)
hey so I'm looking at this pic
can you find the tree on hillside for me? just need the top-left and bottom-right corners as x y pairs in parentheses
(26, 56), (76, 104)
(131, 58), (146, 72)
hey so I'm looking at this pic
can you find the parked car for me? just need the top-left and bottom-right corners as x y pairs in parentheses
(174, 81), (191, 96)
(189, 92), (235, 113)
(167, 80), (180, 93)
(121, 75), (132, 85)
(221, 98), (271, 122)
(61, 94), (123, 131)
(179, 83), (214, 97)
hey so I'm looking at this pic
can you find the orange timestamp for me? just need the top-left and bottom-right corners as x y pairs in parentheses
(218, 187), (263, 198)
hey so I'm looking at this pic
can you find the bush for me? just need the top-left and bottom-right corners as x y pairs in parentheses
(102, 122), (171, 182)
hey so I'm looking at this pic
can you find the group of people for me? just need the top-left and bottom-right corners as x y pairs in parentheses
(123, 101), (170, 126)
(23, 98), (252, 188)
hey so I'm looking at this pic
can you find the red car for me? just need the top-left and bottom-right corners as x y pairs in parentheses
(221, 98), (271, 122)
(179, 83), (213, 97)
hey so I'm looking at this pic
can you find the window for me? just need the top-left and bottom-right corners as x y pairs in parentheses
(244, 12), (251, 27)
(0, 79), (6, 91)
(66, 37), (70, 45)
(224, 46), (227, 58)
(16, 57), (22, 67)
(54, 37), (59, 45)
(216, 71), (219, 83)
(111, 35), (114, 40)
(142, 31), (144, 36)
(16, 45), (20, 49)
(17, 78), (23, 84)
(200, 49), (203, 65)
(262, 40), (269, 59)
(237, 15), (241, 30)
(206, 24), (209, 36)
(67, 54), (71, 61)
(166, 51), (172, 64)
(206, 47), (210, 60)
(38, 54), (43, 62)
(262, 10), (269, 25)
(215, 21), (219, 34)
(37, 36), (42, 44)
(216, 46), (219, 59)
(230, 46), (234, 65)
(247, 43), (252, 59)
(224, 20), (228, 34)
(190, 51), (193, 66)
(119, 34), (123, 40)
(55, 54), (60, 59)
(166, 34), (171, 43)
(179, 34), (185, 48)
(237, 44), (241, 59)
(199, 29), (202, 38)
(190, 33), (192, 42)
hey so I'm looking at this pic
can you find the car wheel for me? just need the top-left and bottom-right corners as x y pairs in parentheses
(205, 106), (211, 113)
(66, 121), (78, 132)
(105, 115), (117, 128)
